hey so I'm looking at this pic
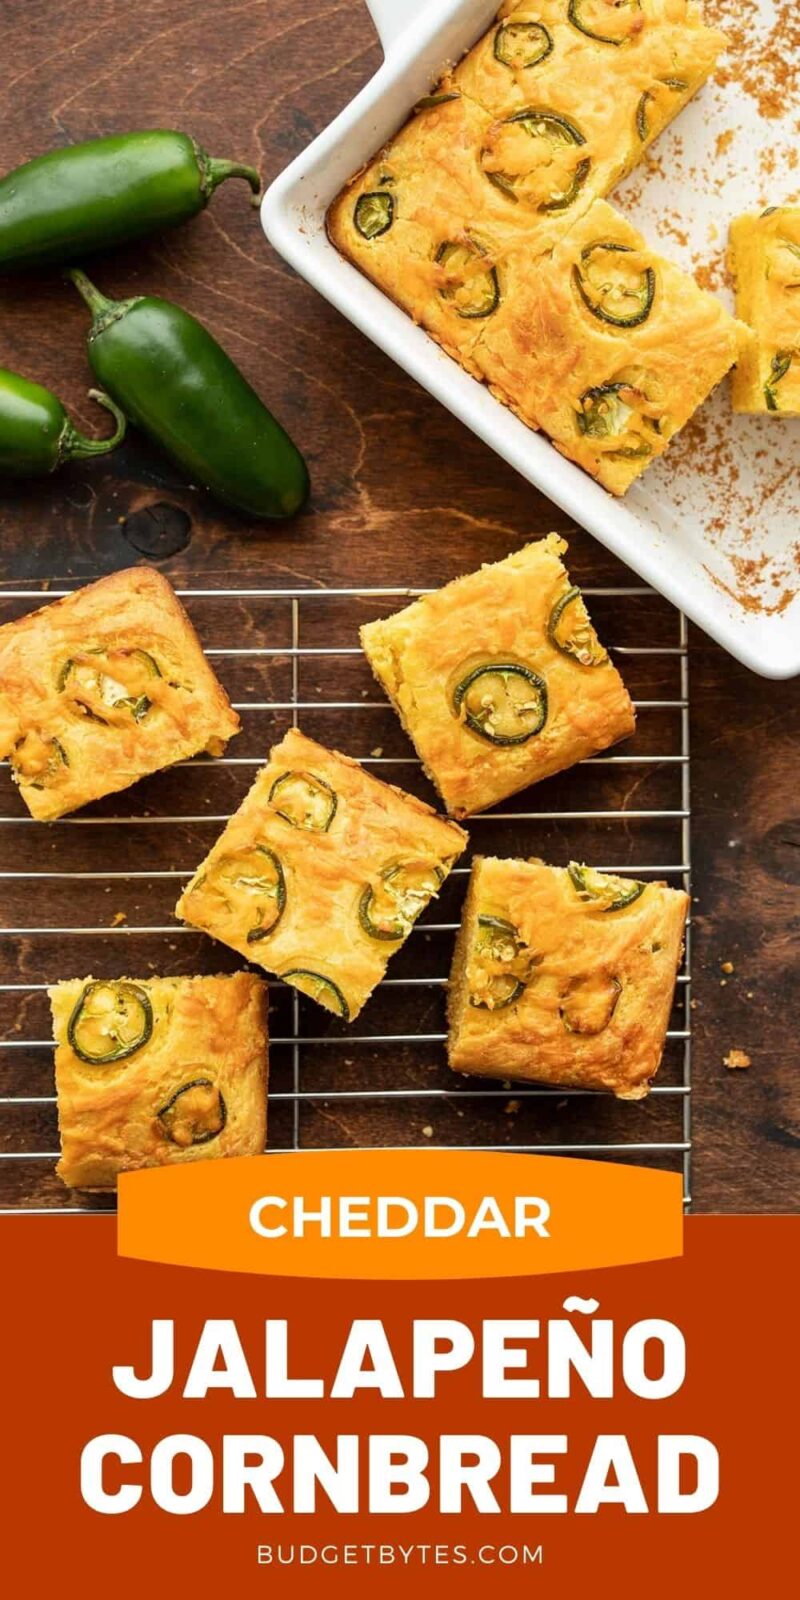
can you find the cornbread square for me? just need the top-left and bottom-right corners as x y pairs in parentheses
(729, 208), (800, 415)
(51, 972), (268, 1190)
(475, 198), (750, 492)
(0, 567), (240, 820)
(360, 536), (635, 819)
(448, 855), (688, 1099)
(451, 0), (724, 201)
(176, 727), (467, 1021)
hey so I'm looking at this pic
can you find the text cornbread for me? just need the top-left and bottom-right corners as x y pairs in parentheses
(51, 972), (268, 1190)
(475, 198), (750, 492)
(327, 2), (728, 491)
(360, 537), (635, 819)
(729, 208), (800, 415)
(0, 567), (240, 820)
(176, 727), (468, 1021)
(447, 855), (689, 1099)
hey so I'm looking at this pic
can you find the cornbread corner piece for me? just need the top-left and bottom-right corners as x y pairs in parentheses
(729, 208), (800, 415)
(360, 536), (635, 819)
(51, 972), (268, 1191)
(452, 0), (724, 200)
(175, 727), (468, 1022)
(447, 855), (689, 1099)
(476, 198), (750, 493)
(0, 567), (240, 821)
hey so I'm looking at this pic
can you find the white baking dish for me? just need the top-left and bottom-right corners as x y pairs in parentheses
(262, 0), (800, 679)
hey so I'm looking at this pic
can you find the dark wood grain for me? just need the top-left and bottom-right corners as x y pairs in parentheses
(0, 0), (797, 1212)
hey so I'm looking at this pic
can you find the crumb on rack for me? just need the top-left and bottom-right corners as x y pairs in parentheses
(723, 1048), (752, 1070)
(110, 911), (127, 926)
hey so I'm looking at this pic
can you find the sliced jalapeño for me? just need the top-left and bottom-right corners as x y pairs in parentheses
(765, 349), (797, 412)
(283, 969), (350, 1020)
(453, 660), (547, 745)
(576, 379), (660, 459)
(493, 20), (554, 70)
(359, 858), (445, 941)
(67, 978), (153, 1065)
(157, 1078), (227, 1147)
(547, 586), (608, 667)
(573, 240), (656, 327)
(469, 915), (528, 1010)
(435, 239), (500, 318)
(269, 769), (338, 832)
(354, 191), (394, 240)
(193, 844), (286, 943)
(57, 645), (161, 723)
(12, 730), (69, 789)
(568, 862), (646, 912)
(481, 109), (589, 212)
(636, 78), (688, 142)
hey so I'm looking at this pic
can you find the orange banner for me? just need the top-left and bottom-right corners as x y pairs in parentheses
(117, 1151), (683, 1277)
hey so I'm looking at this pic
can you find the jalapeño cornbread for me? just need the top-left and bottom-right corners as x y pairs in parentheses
(176, 727), (468, 1021)
(448, 855), (688, 1099)
(360, 537), (634, 819)
(728, 208), (800, 415)
(476, 198), (749, 493)
(0, 567), (240, 820)
(51, 972), (268, 1190)
(327, 3), (729, 491)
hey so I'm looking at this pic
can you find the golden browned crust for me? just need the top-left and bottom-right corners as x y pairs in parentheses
(176, 727), (468, 1021)
(360, 536), (635, 818)
(326, 2), (731, 494)
(51, 971), (268, 1190)
(729, 208), (800, 415)
(447, 855), (689, 1098)
(0, 567), (240, 820)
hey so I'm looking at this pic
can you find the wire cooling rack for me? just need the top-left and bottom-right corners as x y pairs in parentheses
(0, 583), (692, 1213)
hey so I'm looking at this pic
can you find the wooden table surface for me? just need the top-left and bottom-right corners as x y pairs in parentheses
(0, 0), (797, 1213)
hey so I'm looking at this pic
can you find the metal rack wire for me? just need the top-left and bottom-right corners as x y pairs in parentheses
(0, 584), (692, 1212)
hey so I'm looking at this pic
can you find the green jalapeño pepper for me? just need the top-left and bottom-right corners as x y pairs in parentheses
(70, 269), (309, 520)
(0, 130), (261, 271)
(0, 367), (125, 476)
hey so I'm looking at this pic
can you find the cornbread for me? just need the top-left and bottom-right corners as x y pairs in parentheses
(0, 567), (240, 820)
(475, 198), (750, 492)
(448, 855), (689, 1098)
(51, 972), (268, 1190)
(360, 536), (635, 818)
(729, 207), (800, 415)
(176, 727), (468, 1021)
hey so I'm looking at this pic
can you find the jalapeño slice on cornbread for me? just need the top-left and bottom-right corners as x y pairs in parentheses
(176, 727), (468, 1021)
(360, 536), (635, 819)
(447, 855), (688, 1099)
(51, 972), (268, 1190)
(475, 198), (750, 492)
(729, 207), (800, 416)
(0, 567), (240, 820)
